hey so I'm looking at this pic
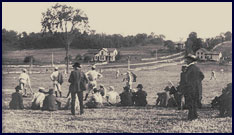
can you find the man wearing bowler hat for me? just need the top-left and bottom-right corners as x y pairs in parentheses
(134, 84), (147, 106)
(184, 54), (204, 120)
(68, 62), (88, 115)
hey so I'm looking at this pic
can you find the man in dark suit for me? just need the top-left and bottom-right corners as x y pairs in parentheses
(68, 62), (88, 115)
(134, 84), (147, 106)
(184, 54), (204, 120)
(9, 86), (24, 109)
(119, 86), (133, 106)
(42, 89), (61, 111)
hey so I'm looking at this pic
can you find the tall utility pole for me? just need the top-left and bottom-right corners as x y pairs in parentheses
(156, 49), (158, 60)
(128, 56), (130, 70)
(51, 52), (54, 67)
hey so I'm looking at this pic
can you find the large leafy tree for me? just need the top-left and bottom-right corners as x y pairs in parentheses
(41, 3), (89, 72)
(185, 32), (203, 55)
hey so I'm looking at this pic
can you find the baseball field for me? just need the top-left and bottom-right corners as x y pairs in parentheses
(2, 63), (232, 133)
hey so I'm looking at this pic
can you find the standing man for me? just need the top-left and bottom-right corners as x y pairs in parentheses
(184, 54), (204, 120)
(19, 68), (32, 97)
(84, 65), (103, 101)
(123, 71), (133, 90)
(68, 62), (88, 115)
(50, 67), (63, 97)
(178, 66), (188, 109)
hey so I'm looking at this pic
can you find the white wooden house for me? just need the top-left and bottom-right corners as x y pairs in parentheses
(87, 48), (118, 62)
(196, 48), (222, 61)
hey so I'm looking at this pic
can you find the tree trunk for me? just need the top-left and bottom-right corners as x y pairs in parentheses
(66, 44), (69, 74)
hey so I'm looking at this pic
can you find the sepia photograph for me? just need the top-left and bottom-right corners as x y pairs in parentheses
(2, 2), (232, 133)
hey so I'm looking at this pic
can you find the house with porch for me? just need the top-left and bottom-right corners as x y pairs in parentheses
(86, 48), (118, 62)
(196, 48), (222, 61)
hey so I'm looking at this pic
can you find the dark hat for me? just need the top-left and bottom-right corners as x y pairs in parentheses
(185, 54), (198, 61)
(15, 86), (21, 91)
(164, 86), (170, 91)
(137, 84), (143, 89)
(38, 87), (46, 93)
(123, 86), (130, 90)
(72, 62), (81, 68)
(93, 88), (98, 93)
(48, 89), (54, 94)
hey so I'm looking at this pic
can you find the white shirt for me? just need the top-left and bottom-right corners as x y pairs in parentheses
(106, 91), (120, 104)
(31, 92), (45, 108)
(86, 70), (103, 82)
(19, 73), (30, 84)
(92, 92), (103, 104)
(50, 71), (59, 82)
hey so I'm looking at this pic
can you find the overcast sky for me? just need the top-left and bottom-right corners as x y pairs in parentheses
(2, 2), (232, 41)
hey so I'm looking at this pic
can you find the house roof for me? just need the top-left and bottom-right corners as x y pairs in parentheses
(205, 51), (220, 55)
(197, 48), (220, 55)
(197, 48), (209, 53)
(106, 48), (117, 52)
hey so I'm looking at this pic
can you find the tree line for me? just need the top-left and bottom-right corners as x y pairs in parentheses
(2, 29), (166, 50)
(2, 28), (231, 52)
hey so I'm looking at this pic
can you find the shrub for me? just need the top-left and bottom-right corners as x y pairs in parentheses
(75, 54), (83, 61)
(23, 56), (35, 64)
(115, 51), (122, 61)
(83, 55), (92, 62)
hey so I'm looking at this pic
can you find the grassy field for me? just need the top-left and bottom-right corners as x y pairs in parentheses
(2, 63), (232, 133)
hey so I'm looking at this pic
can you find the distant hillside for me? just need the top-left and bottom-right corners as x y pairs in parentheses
(2, 44), (171, 65)
(212, 41), (232, 58)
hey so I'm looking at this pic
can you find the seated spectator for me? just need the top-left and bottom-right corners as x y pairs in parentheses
(42, 89), (61, 111)
(134, 84), (147, 106)
(156, 86), (171, 107)
(99, 84), (107, 97)
(63, 86), (79, 110)
(9, 86), (24, 109)
(31, 87), (47, 110)
(106, 86), (120, 105)
(85, 88), (103, 108)
(119, 86), (133, 106)
(131, 88), (137, 105)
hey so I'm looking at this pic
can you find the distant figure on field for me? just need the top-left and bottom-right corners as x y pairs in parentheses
(50, 66), (64, 97)
(18, 68), (32, 97)
(119, 86), (133, 106)
(9, 86), (24, 109)
(134, 84), (147, 106)
(31, 87), (47, 110)
(116, 69), (120, 79)
(210, 70), (216, 80)
(84, 65), (103, 101)
(85, 88), (103, 108)
(106, 86), (120, 105)
(42, 89), (61, 111)
(123, 71), (137, 90)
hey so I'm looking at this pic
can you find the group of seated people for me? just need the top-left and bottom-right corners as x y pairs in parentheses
(85, 84), (148, 108)
(8, 83), (148, 111)
(9, 86), (61, 111)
